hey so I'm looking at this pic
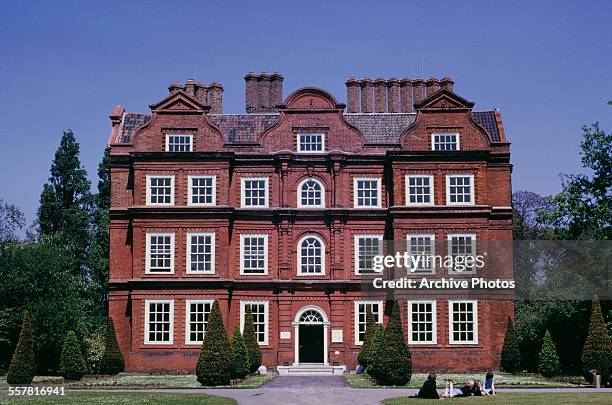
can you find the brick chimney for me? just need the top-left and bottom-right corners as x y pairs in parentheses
(360, 78), (373, 113)
(425, 77), (440, 97)
(185, 79), (196, 97)
(257, 73), (271, 113)
(412, 77), (425, 105)
(346, 77), (360, 113)
(400, 78), (412, 112)
(373, 78), (387, 113)
(439, 77), (455, 91)
(208, 82), (223, 113)
(269, 72), (284, 111)
(168, 82), (184, 95)
(245, 73), (258, 113)
(387, 78), (400, 113)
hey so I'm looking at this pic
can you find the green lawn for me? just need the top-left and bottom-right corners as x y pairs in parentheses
(0, 391), (236, 404)
(384, 392), (612, 405)
(347, 372), (589, 389)
(0, 374), (274, 390)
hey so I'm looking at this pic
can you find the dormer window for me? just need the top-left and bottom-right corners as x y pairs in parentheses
(297, 133), (325, 153)
(166, 134), (193, 152)
(432, 133), (459, 151)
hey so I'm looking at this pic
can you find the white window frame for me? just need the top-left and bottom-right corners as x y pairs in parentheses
(431, 133), (460, 151)
(297, 235), (326, 276)
(146, 175), (175, 206)
(407, 300), (437, 344)
(354, 234), (384, 275)
(447, 233), (477, 274)
(353, 178), (382, 208)
(185, 299), (214, 345)
(297, 178), (325, 208)
(144, 299), (174, 345)
(239, 234), (269, 275)
(406, 234), (436, 274)
(186, 232), (215, 274)
(240, 177), (269, 208)
(354, 300), (383, 345)
(446, 174), (475, 206)
(145, 232), (175, 274)
(165, 134), (193, 152)
(405, 175), (435, 206)
(296, 133), (325, 153)
(240, 300), (269, 345)
(448, 299), (478, 345)
(187, 175), (216, 206)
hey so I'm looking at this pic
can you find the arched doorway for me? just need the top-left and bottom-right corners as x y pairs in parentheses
(293, 306), (329, 365)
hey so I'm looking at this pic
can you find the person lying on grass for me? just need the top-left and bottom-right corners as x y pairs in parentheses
(442, 379), (480, 398)
(415, 372), (440, 399)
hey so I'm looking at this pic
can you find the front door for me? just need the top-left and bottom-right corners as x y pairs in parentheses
(299, 324), (324, 363)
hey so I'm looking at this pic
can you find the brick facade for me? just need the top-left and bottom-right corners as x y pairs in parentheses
(108, 74), (513, 373)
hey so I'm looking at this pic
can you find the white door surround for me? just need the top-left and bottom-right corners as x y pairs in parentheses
(292, 305), (329, 365)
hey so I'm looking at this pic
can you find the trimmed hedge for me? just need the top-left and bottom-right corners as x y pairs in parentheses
(196, 300), (234, 386)
(501, 316), (522, 373)
(231, 326), (250, 379)
(374, 302), (412, 385)
(59, 331), (86, 381)
(357, 311), (376, 368)
(99, 317), (125, 375)
(538, 330), (561, 377)
(582, 295), (612, 377)
(366, 323), (385, 379)
(7, 310), (35, 385)
(243, 305), (262, 373)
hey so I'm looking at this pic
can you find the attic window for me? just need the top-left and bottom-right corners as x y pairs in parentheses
(432, 133), (459, 151)
(166, 134), (193, 152)
(297, 133), (325, 153)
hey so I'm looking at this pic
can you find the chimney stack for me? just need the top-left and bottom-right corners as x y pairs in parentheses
(412, 77), (425, 105)
(346, 77), (360, 113)
(439, 77), (454, 91)
(425, 77), (440, 97)
(373, 78), (387, 113)
(168, 82), (184, 95)
(244, 72), (283, 113)
(208, 82), (223, 114)
(257, 73), (271, 113)
(360, 78), (373, 113)
(245, 73), (258, 113)
(387, 78), (400, 113)
(269, 72), (284, 111)
(399, 78), (412, 112)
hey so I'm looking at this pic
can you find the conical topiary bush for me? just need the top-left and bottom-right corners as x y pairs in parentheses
(196, 300), (234, 386)
(99, 317), (125, 375)
(231, 326), (250, 379)
(538, 330), (561, 377)
(7, 310), (35, 385)
(376, 302), (412, 385)
(366, 323), (385, 380)
(501, 317), (522, 373)
(358, 311), (376, 369)
(59, 331), (86, 381)
(243, 305), (262, 373)
(582, 295), (612, 378)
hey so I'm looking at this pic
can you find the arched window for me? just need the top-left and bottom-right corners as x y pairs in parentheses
(299, 309), (324, 324)
(298, 179), (324, 208)
(298, 236), (325, 275)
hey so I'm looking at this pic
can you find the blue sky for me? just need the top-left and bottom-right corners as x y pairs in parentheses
(1, 0), (611, 225)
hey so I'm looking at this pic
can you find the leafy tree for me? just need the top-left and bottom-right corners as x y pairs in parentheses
(357, 311), (376, 368)
(501, 317), (522, 373)
(0, 199), (25, 244)
(6, 310), (35, 385)
(196, 300), (233, 386)
(59, 331), (86, 381)
(366, 323), (385, 380)
(512, 191), (554, 240)
(83, 332), (105, 374)
(538, 330), (561, 377)
(99, 317), (125, 375)
(242, 305), (262, 373)
(375, 302), (412, 386)
(231, 326), (250, 379)
(582, 296), (612, 377)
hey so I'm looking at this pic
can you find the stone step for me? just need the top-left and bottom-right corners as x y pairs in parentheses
(277, 364), (346, 376)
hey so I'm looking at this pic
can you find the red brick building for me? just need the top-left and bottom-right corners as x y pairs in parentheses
(107, 73), (513, 374)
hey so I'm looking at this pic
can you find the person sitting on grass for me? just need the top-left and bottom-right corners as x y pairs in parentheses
(472, 380), (483, 396)
(442, 379), (475, 398)
(482, 371), (495, 395)
(416, 372), (440, 399)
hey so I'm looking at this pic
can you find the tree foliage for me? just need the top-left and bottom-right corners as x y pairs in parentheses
(582, 296), (612, 377)
(501, 317), (522, 373)
(374, 302), (412, 386)
(59, 331), (86, 381)
(231, 326), (250, 379)
(6, 310), (35, 385)
(196, 300), (233, 386)
(538, 330), (561, 377)
(366, 323), (385, 380)
(357, 311), (376, 368)
(242, 305), (262, 373)
(99, 317), (125, 375)
(0, 199), (25, 244)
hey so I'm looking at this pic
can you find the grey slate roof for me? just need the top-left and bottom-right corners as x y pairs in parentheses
(117, 111), (501, 144)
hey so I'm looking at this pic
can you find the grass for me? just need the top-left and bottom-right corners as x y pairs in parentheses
(0, 391), (236, 404)
(346, 372), (590, 389)
(0, 374), (274, 390)
(383, 392), (612, 404)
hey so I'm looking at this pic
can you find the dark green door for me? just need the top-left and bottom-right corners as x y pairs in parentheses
(299, 324), (324, 363)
